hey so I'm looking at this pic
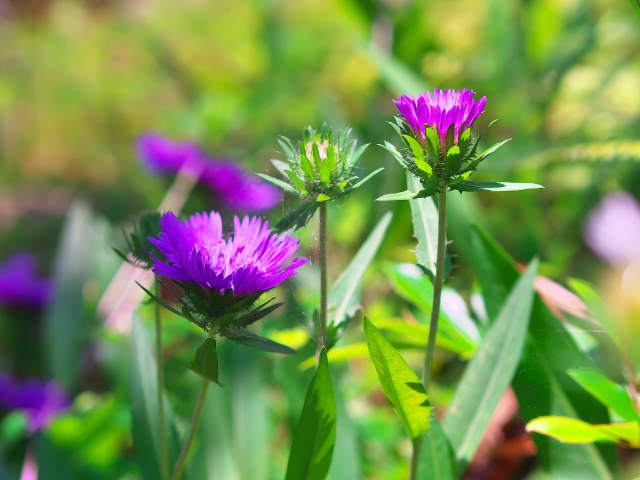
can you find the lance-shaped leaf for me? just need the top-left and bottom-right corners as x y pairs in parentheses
(345, 167), (384, 192)
(526, 417), (640, 447)
(274, 200), (319, 233)
(190, 338), (221, 385)
(327, 212), (393, 343)
(407, 173), (448, 280)
(470, 225), (617, 478)
(285, 348), (337, 480)
(418, 415), (455, 480)
(130, 314), (180, 479)
(452, 181), (543, 193)
(567, 369), (640, 423)
(442, 259), (538, 468)
(364, 317), (431, 443)
(257, 173), (297, 193)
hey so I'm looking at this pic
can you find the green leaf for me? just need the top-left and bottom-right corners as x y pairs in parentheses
(190, 338), (221, 385)
(376, 190), (420, 201)
(299, 343), (370, 371)
(417, 415), (455, 480)
(453, 181), (543, 192)
(526, 417), (640, 446)
(408, 173), (441, 280)
(299, 152), (316, 182)
(464, 139), (511, 172)
(364, 318), (431, 443)
(567, 369), (640, 423)
(44, 201), (91, 391)
(285, 348), (337, 480)
(380, 141), (409, 168)
(257, 173), (297, 193)
(274, 200), (319, 233)
(470, 225), (618, 478)
(130, 314), (180, 480)
(385, 264), (478, 356)
(316, 193), (331, 202)
(327, 212), (392, 341)
(424, 127), (440, 161)
(442, 259), (538, 468)
(223, 329), (296, 354)
(445, 145), (461, 174)
(630, 0), (640, 17)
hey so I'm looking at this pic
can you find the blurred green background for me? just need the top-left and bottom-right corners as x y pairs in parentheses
(0, 0), (639, 478)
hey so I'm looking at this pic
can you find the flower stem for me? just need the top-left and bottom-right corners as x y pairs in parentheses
(409, 440), (421, 480)
(317, 201), (328, 363)
(171, 378), (210, 480)
(422, 189), (447, 391)
(155, 278), (169, 480)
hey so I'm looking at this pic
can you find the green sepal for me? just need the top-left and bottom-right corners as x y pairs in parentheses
(376, 190), (421, 201)
(277, 137), (296, 160)
(445, 145), (462, 174)
(257, 173), (297, 193)
(380, 141), (409, 168)
(190, 338), (222, 385)
(284, 170), (308, 194)
(299, 151), (315, 182)
(403, 135), (431, 174)
(424, 126), (441, 162)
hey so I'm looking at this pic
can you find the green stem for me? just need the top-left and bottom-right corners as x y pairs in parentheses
(317, 202), (328, 362)
(409, 440), (421, 480)
(155, 278), (169, 480)
(171, 378), (210, 480)
(422, 189), (447, 391)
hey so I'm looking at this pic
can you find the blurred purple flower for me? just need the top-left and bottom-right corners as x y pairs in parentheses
(136, 133), (280, 212)
(0, 375), (68, 433)
(0, 253), (54, 309)
(150, 211), (307, 295)
(583, 191), (640, 265)
(394, 88), (487, 146)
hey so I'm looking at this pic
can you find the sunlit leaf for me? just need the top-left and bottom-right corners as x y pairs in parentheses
(526, 417), (640, 446)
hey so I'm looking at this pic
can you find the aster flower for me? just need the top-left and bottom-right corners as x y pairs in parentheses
(0, 253), (54, 309)
(137, 133), (280, 212)
(147, 211), (307, 348)
(0, 375), (68, 434)
(380, 88), (541, 200)
(259, 125), (383, 230)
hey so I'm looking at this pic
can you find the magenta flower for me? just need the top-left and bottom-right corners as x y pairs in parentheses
(136, 133), (280, 212)
(149, 211), (308, 296)
(0, 253), (54, 309)
(583, 191), (640, 265)
(394, 88), (487, 147)
(0, 375), (68, 433)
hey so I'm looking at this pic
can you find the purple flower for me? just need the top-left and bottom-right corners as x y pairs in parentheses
(0, 253), (54, 309)
(583, 191), (640, 265)
(149, 211), (308, 296)
(136, 133), (280, 212)
(394, 88), (487, 146)
(0, 375), (68, 433)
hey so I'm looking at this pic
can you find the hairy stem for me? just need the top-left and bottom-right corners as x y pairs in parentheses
(317, 202), (328, 363)
(155, 278), (169, 480)
(422, 189), (447, 391)
(171, 378), (210, 480)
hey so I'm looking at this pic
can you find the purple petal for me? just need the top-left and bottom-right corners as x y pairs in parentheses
(136, 133), (201, 175)
(0, 253), (54, 309)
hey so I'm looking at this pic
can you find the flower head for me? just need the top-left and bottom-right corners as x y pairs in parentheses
(0, 253), (54, 309)
(380, 88), (518, 199)
(148, 211), (307, 333)
(0, 375), (68, 433)
(137, 133), (280, 212)
(394, 89), (486, 147)
(259, 125), (382, 225)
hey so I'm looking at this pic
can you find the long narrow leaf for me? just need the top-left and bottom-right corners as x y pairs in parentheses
(407, 173), (440, 280)
(327, 212), (393, 340)
(442, 259), (538, 469)
(285, 348), (337, 480)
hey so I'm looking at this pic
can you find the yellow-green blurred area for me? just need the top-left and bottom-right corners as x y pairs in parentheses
(1, 0), (639, 277)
